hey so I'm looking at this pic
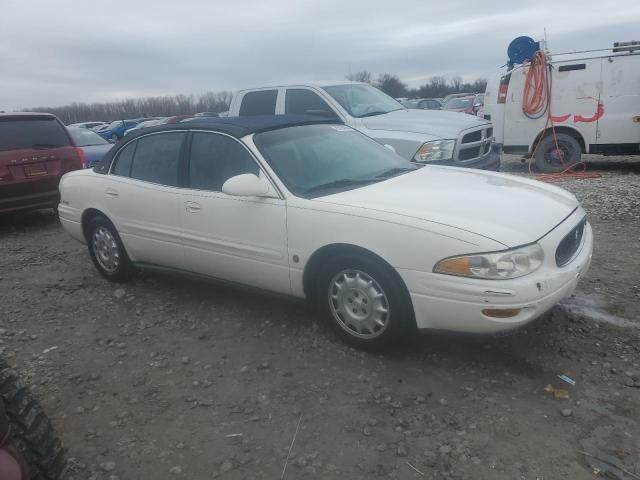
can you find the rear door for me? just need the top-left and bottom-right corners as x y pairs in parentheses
(0, 115), (82, 205)
(597, 53), (640, 146)
(104, 131), (186, 268)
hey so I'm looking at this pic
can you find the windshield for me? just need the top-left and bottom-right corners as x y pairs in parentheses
(108, 120), (123, 129)
(444, 97), (473, 109)
(254, 124), (420, 198)
(69, 128), (109, 146)
(322, 84), (404, 118)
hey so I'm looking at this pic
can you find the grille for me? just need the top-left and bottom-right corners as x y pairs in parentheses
(556, 218), (587, 267)
(456, 126), (493, 163)
(462, 130), (482, 143)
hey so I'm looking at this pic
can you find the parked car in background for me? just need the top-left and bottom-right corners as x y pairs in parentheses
(58, 116), (592, 349)
(229, 82), (499, 170)
(68, 127), (113, 168)
(98, 120), (140, 142)
(68, 121), (107, 130)
(194, 112), (219, 117)
(124, 118), (165, 136)
(442, 92), (475, 105)
(0, 113), (83, 213)
(443, 95), (483, 115)
(402, 98), (442, 110)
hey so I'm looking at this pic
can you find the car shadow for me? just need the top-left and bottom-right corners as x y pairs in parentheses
(0, 209), (59, 235)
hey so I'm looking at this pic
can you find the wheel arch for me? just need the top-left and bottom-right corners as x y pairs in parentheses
(529, 125), (587, 155)
(302, 243), (416, 327)
(81, 208), (112, 242)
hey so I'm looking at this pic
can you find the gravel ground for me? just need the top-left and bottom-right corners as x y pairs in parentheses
(1, 154), (639, 480)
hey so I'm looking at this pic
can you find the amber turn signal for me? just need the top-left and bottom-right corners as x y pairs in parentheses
(481, 308), (522, 318)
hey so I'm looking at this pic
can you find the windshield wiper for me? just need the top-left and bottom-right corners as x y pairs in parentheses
(31, 143), (65, 149)
(357, 110), (391, 118)
(304, 178), (380, 195)
(375, 165), (423, 178)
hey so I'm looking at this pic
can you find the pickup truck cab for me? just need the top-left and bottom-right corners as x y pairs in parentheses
(228, 82), (500, 170)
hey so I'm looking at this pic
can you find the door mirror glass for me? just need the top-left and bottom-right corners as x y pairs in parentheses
(222, 174), (270, 197)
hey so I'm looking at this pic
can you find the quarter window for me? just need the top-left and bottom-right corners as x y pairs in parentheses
(111, 141), (136, 176)
(130, 132), (185, 186)
(188, 133), (259, 191)
(285, 89), (337, 118)
(238, 90), (278, 116)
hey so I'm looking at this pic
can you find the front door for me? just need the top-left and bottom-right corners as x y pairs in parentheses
(180, 131), (290, 295)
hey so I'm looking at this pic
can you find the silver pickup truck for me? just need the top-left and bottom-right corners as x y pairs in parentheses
(228, 81), (500, 170)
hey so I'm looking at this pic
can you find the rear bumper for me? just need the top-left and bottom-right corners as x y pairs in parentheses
(0, 190), (59, 214)
(427, 149), (500, 171)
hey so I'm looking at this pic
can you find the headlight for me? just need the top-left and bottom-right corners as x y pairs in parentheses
(413, 140), (456, 162)
(434, 243), (543, 280)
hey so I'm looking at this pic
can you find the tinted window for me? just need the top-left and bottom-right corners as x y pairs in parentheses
(130, 132), (185, 186)
(111, 141), (136, 176)
(285, 89), (337, 118)
(188, 133), (259, 191)
(238, 90), (278, 116)
(0, 116), (70, 152)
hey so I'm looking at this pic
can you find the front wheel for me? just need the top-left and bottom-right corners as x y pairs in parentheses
(534, 133), (581, 173)
(316, 253), (411, 350)
(87, 215), (133, 281)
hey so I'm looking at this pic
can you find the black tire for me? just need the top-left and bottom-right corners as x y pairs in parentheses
(534, 132), (581, 173)
(87, 214), (133, 281)
(0, 361), (67, 480)
(315, 253), (411, 350)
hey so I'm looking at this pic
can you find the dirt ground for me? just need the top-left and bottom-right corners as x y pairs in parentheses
(1, 155), (639, 480)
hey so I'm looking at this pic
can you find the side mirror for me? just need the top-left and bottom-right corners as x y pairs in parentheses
(222, 174), (272, 197)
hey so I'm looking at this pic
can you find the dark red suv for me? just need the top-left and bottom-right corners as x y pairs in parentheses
(0, 113), (84, 214)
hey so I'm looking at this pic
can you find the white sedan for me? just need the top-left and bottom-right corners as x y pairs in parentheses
(58, 116), (593, 349)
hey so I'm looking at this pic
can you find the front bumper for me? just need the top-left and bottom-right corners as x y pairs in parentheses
(398, 211), (593, 334)
(426, 148), (500, 171)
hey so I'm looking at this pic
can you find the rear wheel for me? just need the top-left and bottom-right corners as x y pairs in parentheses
(87, 215), (133, 281)
(534, 133), (581, 173)
(0, 361), (67, 480)
(315, 253), (411, 350)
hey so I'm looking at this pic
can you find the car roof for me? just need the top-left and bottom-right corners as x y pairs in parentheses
(124, 114), (341, 140)
(238, 80), (367, 90)
(93, 115), (342, 174)
(0, 112), (56, 120)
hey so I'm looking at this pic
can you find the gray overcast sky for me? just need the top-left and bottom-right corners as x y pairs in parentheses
(2, 0), (639, 110)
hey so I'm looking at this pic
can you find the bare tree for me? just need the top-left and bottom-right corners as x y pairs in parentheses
(375, 73), (408, 98)
(347, 70), (373, 84)
(450, 76), (462, 92)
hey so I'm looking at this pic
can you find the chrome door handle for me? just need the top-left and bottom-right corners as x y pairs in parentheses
(105, 188), (119, 198)
(184, 201), (202, 213)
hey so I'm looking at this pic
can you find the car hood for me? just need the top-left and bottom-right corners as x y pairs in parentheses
(313, 167), (579, 248)
(362, 109), (489, 138)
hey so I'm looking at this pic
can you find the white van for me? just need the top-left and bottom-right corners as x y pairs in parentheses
(484, 41), (640, 172)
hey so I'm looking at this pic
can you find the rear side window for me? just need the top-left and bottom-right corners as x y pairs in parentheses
(285, 89), (337, 118)
(111, 141), (136, 176)
(130, 132), (185, 186)
(188, 132), (259, 191)
(238, 90), (278, 116)
(0, 116), (70, 152)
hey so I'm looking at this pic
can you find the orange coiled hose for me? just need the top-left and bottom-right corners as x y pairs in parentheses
(522, 51), (600, 182)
